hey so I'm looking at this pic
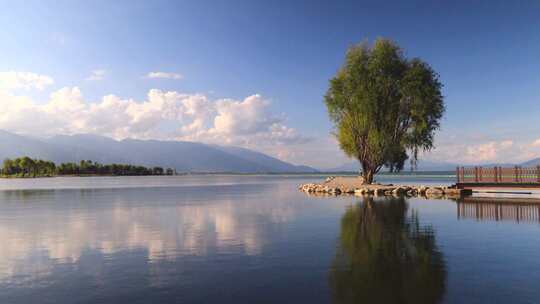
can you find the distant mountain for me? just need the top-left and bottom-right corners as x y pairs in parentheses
(462, 163), (516, 168)
(412, 160), (459, 171)
(325, 162), (360, 173)
(521, 158), (540, 167)
(326, 157), (540, 172)
(0, 130), (75, 162)
(0, 131), (317, 173)
(325, 159), (459, 172)
(213, 145), (318, 173)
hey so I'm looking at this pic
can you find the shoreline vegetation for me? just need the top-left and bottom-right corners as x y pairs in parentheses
(1, 157), (175, 178)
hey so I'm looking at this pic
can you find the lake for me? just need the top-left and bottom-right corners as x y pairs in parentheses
(1, 175), (540, 303)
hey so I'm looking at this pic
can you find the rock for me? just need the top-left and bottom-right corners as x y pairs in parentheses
(327, 187), (341, 194)
(342, 188), (355, 194)
(354, 188), (365, 194)
(320, 186), (329, 193)
(425, 187), (444, 196)
(299, 180), (472, 199)
(444, 188), (460, 196)
(444, 188), (472, 197)
(374, 188), (386, 196)
(392, 187), (406, 195)
(300, 184), (314, 192)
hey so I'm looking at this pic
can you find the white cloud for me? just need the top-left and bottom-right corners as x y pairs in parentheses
(146, 71), (183, 80)
(0, 71), (54, 90)
(465, 141), (512, 162)
(423, 138), (540, 165)
(0, 88), (308, 149)
(532, 138), (540, 147)
(85, 69), (106, 81)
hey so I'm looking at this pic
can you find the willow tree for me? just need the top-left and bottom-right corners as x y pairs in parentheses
(325, 39), (444, 183)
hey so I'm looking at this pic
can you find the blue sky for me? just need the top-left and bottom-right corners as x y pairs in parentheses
(1, 1), (540, 168)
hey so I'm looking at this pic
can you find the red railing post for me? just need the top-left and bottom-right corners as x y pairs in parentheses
(479, 166), (483, 182)
(515, 166), (519, 183)
(494, 166), (498, 183)
(474, 167), (479, 183)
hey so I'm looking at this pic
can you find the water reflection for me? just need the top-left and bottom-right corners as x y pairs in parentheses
(0, 186), (298, 285)
(329, 196), (446, 304)
(456, 196), (540, 223)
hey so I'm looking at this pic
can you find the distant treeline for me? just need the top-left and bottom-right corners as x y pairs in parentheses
(1, 157), (175, 177)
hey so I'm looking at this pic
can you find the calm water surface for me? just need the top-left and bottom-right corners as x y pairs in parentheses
(1, 175), (539, 303)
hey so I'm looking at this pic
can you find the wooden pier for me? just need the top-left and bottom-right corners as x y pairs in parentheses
(456, 166), (540, 189)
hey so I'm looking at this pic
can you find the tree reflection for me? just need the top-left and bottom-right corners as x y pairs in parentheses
(329, 196), (446, 304)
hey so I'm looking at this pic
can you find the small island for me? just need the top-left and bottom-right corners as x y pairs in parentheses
(299, 176), (471, 199)
(1, 156), (175, 178)
(299, 39), (456, 198)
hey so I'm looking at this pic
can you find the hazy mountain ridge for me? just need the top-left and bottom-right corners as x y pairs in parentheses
(326, 160), (459, 172)
(0, 130), (76, 163)
(0, 131), (316, 173)
(212, 145), (318, 173)
(327, 158), (540, 172)
(3, 130), (538, 173)
(521, 158), (540, 167)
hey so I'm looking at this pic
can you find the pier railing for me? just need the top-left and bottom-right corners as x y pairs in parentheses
(456, 166), (540, 184)
(457, 197), (540, 223)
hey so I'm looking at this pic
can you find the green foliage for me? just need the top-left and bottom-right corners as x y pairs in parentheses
(325, 38), (444, 183)
(329, 196), (446, 304)
(1, 157), (55, 177)
(1, 157), (175, 178)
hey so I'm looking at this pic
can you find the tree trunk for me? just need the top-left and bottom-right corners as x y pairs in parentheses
(363, 170), (374, 184)
(360, 162), (374, 184)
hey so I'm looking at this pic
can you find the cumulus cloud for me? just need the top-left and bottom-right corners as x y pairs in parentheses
(85, 69), (106, 81)
(0, 87), (307, 148)
(146, 72), (183, 80)
(465, 140), (513, 162)
(0, 71), (54, 90)
(532, 138), (540, 147)
(423, 137), (540, 165)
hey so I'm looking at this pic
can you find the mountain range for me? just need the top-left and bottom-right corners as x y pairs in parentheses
(3, 130), (540, 173)
(0, 130), (317, 173)
(326, 158), (540, 172)
(326, 160), (459, 172)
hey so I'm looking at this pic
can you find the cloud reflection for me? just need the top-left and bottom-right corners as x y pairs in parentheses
(0, 186), (298, 283)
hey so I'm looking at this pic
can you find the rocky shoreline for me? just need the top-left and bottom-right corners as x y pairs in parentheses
(299, 176), (472, 199)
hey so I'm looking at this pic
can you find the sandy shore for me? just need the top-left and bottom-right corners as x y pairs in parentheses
(322, 176), (394, 189)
